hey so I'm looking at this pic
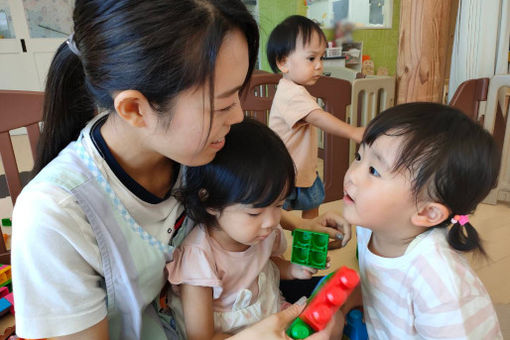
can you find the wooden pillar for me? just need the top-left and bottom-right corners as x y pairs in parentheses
(396, 0), (458, 103)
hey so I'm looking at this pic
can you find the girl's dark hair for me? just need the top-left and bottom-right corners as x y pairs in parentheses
(179, 118), (295, 228)
(363, 102), (500, 255)
(34, 0), (259, 174)
(266, 15), (326, 73)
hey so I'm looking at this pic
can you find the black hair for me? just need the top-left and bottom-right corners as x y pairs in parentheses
(178, 118), (295, 228)
(362, 102), (500, 255)
(266, 15), (327, 73)
(34, 0), (259, 174)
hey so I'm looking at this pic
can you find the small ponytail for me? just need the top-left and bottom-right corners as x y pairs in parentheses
(33, 41), (95, 175)
(447, 218), (486, 256)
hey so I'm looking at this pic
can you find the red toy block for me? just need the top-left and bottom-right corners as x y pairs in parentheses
(299, 266), (359, 332)
(4, 292), (13, 314)
(0, 286), (8, 298)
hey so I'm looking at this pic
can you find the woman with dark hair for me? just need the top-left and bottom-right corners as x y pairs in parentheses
(11, 1), (348, 339)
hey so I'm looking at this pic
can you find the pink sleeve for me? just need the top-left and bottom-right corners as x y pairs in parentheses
(271, 226), (287, 257)
(166, 245), (223, 298)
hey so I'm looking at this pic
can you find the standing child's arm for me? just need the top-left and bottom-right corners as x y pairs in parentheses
(181, 284), (231, 340)
(304, 108), (364, 143)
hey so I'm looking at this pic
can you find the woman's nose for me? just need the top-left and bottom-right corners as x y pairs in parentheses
(228, 95), (244, 125)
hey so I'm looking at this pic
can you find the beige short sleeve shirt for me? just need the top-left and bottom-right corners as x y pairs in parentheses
(268, 78), (321, 187)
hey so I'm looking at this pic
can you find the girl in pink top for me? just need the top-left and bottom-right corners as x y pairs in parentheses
(341, 103), (502, 339)
(167, 119), (334, 339)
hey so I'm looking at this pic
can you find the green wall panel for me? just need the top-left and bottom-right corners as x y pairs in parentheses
(258, 0), (400, 75)
(352, 0), (400, 75)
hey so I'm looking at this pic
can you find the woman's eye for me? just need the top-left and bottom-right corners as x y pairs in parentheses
(355, 152), (361, 161)
(218, 102), (237, 112)
(369, 166), (380, 177)
(248, 212), (261, 217)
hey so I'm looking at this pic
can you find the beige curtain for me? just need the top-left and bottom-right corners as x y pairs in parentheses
(448, 0), (510, 101)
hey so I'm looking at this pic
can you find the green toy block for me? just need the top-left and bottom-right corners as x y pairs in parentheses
(1, 219), (11, 227)
(286, 317), (314, 339)
(290, 228), (329, 269)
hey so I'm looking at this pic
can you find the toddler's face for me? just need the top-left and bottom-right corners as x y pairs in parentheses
(214, 199), (285, 248)
(343, 135), (418, 232)
(280, 31), (326, 86)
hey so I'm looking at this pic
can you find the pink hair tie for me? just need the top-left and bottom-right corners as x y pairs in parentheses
(451, 215), (469, 226)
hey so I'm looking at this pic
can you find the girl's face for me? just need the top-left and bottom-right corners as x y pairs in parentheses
(212, 199), (285, 250)
(144, 29), (248, 166)
(279, 31), (325, 86)
(343, 135), (418, 232)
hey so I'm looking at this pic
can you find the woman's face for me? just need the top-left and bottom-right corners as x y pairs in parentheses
(145, 29), (249, 166)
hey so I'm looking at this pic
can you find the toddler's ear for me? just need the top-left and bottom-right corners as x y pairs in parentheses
(276, 57), (289, 74)
(411, 202), (450, 227)
(206, 208), (220, 217)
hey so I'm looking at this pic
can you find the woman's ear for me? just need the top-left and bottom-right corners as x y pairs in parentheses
(113, 90), (152, 128)
(276, 57), (289, 74)
(411, 202), (450, 227)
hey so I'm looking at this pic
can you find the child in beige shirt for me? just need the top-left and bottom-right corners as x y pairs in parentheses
(267, 15), (363, 220)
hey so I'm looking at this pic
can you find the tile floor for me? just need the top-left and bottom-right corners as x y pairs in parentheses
(1, 135), (510, 337)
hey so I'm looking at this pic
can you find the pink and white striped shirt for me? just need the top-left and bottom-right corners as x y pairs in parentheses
(357, 226), (502, 339)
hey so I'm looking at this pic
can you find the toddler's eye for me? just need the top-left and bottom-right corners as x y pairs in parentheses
(369, 166), (380, 177)
(354, 152), (361, 161)
(308, 57), (315, 62)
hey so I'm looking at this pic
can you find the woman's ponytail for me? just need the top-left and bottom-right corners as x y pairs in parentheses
(447, 218), (486, 256)
(33, 42), (95, 175)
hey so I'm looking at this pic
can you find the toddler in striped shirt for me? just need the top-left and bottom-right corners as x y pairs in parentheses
(342, 102), (502, 339)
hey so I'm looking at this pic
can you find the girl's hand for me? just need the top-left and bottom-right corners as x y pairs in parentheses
(289, 257), (331, 280)
(289, 263), (318, 280)
(301, 211), (352, 248)
(228, 298), (344, 340)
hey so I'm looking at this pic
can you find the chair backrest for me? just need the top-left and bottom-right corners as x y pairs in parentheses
(479, 75), (510, 204)
(241, 72), (352, 203)
(449, 77), (490, 123)
(0, 90), (44, 206)
(0, 90), (43, 264)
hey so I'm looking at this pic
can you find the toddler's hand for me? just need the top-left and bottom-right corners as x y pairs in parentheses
(289, 260), (331, 280)
(351, 126), (365, 143)
(301, 211), (352, 248)
(290, 263), (317, 280)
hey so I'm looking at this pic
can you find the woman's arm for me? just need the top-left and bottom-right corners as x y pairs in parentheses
(181, 284), (231, 340)
(48, 318), (109, 340)
(280, 210), (352, 247)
